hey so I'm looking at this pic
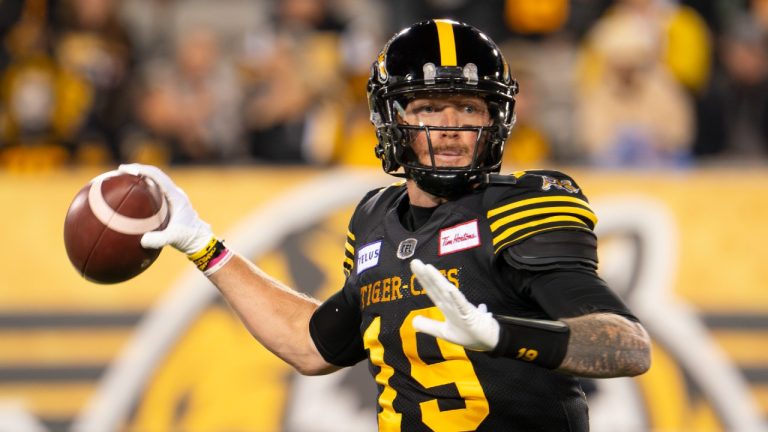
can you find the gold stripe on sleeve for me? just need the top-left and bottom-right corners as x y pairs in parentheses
(487, 195), (594, 219)
(492, 215), (588, 246)
(489, 205), (597, 232)
(494, 225), (589, 254)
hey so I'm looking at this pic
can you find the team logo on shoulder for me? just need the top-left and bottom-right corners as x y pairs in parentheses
(439, 220), (480, 256)
(357, 240), (382, 274)
(397, 238), (418, 259)
(541, 176), (580, 194)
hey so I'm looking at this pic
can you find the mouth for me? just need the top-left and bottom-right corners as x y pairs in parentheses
(431, 150), (470, 166)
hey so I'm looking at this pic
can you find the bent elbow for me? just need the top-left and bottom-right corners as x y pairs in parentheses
(294, 365), (329, 376)
(625, 335), (652, 377)
(628, 349), (652, 376)
(292, 359), (341, 376)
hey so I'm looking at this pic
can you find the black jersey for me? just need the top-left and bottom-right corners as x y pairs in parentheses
(331, 171), (599, 431)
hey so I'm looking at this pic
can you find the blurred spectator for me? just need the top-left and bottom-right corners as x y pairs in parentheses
(53, 0), (137, 165)
(504, 0), (570, 35)
(8, 0), (765, 170)
(581, 0), (712, 96)
(575, 10), (694, 167)
(130, 27), (243, 164)
(332, 0), (387, 167)
(0, 4), (70, 172)
(754, 0), (768, 32)
(0, 0), (24, 73)
(239, 0), (348, 164)
(693, 13), (768, 162)
(387, 0), (507, 41)
(657, 1), (712, 95)
(681, 0), (723, 37)
(0, 0), (137, 170)
(119, 0), (269, 60)
(501, 68), (552, 169)
(495, 1), (612, 163)
(497, 36), (578, 163)
(564, 0), (613, 40)
(499, 1), (597, 164)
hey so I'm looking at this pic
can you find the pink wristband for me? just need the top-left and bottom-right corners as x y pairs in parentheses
(203, 247), (233, 276)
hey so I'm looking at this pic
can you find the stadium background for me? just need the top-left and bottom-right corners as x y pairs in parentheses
(1, 167), (768, 431)
(1, 0), (768, 431)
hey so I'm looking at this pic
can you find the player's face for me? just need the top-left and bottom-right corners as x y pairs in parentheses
(402, 94), (491, 168)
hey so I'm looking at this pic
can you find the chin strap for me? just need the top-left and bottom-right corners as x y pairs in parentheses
(407, 168), (473, 199)
(408, 172), (517, 199)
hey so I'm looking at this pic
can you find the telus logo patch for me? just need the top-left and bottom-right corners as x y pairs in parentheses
(357, 240), (382, 274)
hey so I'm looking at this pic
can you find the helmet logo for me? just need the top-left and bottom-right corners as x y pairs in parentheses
(423, 62), (437, 85)
(463, 63), (478, 85)
(377, 51), (388, 83)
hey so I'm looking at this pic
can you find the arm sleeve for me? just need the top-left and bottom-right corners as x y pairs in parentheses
(314, 186), (391, 366)
(502, 229), (598, 271)
(497, 238), (636, 320)
(309, 289), (366, 367)
(525, 268), (638, 321)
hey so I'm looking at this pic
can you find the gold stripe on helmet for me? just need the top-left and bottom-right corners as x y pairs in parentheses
(434, 20), (457, 66)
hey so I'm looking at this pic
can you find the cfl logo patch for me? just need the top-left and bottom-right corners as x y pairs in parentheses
(397, 238), (417, 260)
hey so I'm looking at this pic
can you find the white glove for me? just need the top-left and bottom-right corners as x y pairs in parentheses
(118, 164), (213, 255)
(410, 259), (500, 351)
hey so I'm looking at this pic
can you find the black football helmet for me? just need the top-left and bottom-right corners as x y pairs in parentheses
(367, 19), (518, 198)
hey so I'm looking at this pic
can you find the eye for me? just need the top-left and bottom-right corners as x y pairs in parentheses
(421, 105), (435, 113)
(463, 105), (476, 114)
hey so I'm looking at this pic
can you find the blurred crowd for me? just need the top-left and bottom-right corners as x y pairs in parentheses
(0, 0), (766, 172)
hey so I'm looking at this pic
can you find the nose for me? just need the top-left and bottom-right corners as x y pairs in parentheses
(439, 107), (461, 127)
(437, 108), (461, 139)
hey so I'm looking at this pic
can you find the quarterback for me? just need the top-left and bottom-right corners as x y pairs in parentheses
(124, 19), (651, 431)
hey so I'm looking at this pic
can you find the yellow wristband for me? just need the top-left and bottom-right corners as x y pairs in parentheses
(187, 237), (219, 271)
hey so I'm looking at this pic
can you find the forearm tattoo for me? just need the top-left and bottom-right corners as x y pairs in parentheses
(558, 313), (651, 378)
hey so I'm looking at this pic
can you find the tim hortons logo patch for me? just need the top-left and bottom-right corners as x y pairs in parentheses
(397, 238), (418, 260)
(439, 220), (481, 256)
(357, 240), (382, 274)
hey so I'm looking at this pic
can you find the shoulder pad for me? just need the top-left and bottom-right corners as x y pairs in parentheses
(502, 229), (598, 271)
(310, 290), (366, 367)
(343, 182), (406, 276)
(485, 169), (590, 197)
(484, 170), (597, 254)
(492, 170), (583, 193)
(357, 181), (406, 214)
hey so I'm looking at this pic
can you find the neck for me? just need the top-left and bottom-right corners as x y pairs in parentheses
(406, 180), (447, 207)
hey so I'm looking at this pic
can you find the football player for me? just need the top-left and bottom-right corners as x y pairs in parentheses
(124, 19), (651, 431)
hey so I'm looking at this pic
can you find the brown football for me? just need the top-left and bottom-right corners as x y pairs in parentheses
(64, 171), (170, 284)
